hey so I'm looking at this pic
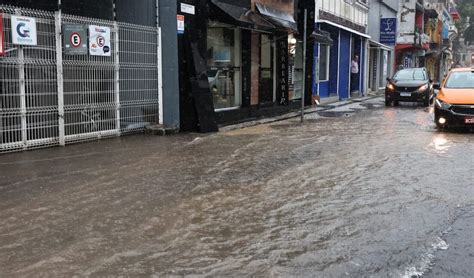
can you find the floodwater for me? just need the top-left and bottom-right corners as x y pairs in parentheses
(0, 98), (473, 277)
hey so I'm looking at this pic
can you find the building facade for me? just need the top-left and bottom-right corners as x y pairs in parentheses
(176, 0), (318, 131)
(367, 0), (398, 93)
(314, 0), (370, 100)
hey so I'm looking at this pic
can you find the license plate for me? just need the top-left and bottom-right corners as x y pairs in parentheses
(465, 117), (474, 124)
(400, 93), (411, 97)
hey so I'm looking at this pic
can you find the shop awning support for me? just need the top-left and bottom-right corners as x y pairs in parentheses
(301, 9), (307, 124)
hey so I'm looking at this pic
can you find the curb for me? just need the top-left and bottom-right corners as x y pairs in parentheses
(220, 94), (381, 132)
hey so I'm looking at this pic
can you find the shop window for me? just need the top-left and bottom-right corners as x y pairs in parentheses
(319, 45), (330, 81)
(291, 40), (304, 100)
(207, 23), (242, 110)
(260, 34), (275, 104)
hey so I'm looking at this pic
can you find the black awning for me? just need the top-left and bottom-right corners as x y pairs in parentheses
(210, 0), (275, 33)
(311, 29), (333, 46)
(255, 3), (298, 33)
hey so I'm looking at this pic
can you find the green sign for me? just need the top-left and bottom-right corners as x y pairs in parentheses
(63, 24), (88, 55)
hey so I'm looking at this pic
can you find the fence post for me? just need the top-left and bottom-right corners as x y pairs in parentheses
(55, 11), (65, 146)
(114, 22), (121, 134)
(18, 45), (27, 149)
(158, 27), (163, 125)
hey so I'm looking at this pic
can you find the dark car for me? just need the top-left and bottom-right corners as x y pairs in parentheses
(385, 68), (434, 107)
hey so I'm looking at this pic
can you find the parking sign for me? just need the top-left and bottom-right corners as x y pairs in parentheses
(89, 25), (111, 56)
(63, 24), (88, 55)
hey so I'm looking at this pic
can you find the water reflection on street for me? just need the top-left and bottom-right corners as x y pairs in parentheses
(0, 98), (473, 277)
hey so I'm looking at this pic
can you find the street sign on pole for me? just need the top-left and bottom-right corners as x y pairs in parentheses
(63, 24), (88, 55)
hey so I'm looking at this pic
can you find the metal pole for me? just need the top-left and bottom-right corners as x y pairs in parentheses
(55, 11), (65, 146)
(114, 22), (121, 135)
(301, 9), (307, 123)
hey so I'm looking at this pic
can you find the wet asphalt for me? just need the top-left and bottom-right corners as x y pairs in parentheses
(0, 97), (473, 277)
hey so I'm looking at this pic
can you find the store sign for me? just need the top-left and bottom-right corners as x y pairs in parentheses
(0, 14), (4, 56)
(380, 18), (397, 46)
(11, 16), (37, 46)
(181, 3), (195, 15)
(177, 15), (185, 34)
(63, 24), (88, 55)
(89, 25), (111, 56)
(277, 38), (289, 105)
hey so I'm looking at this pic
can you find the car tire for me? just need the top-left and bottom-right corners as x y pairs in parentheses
(423, 99), (429, 107)
(393, 101), (399, 106)
(385, 99), (391, 106)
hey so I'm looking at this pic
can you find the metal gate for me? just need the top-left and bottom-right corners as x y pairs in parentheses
(0, 5), (161, 153)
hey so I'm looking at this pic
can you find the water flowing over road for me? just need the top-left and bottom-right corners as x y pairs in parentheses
(1, 98), (473, 277)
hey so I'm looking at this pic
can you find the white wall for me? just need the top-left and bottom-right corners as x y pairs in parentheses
(318, 0), (368, 27)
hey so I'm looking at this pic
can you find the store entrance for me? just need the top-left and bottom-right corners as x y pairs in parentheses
(259, 34), (275, 105)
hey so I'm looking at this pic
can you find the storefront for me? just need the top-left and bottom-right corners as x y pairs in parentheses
(177, 0), (319, 132)
(368, 40), (393, 93)
(315, 21), (369, 100)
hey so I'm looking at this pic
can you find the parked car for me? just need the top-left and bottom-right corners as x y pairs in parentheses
(433, 67), (474, 129)
(385, 68), (434, 107)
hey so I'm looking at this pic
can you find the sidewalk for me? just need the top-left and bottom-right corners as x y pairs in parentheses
(220, 93), (381, 132)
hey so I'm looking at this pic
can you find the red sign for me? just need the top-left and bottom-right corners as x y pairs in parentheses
(70, 32), (81, 48)
(0, 14), (4, 56)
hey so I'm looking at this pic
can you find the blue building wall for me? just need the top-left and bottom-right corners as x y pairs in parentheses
(328, 29), (339, 96)
(339, 30), (351, 99)
(313, 24), (367, 100)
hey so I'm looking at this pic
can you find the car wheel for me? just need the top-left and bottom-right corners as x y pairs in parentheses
(385, 99), (391, 106)
(393, 101), (399, 106)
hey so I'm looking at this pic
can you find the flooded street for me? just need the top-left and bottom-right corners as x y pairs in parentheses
(1, 97), (473, 277)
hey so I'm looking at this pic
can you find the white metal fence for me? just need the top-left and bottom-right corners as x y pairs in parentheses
(0, 5), (161, 153)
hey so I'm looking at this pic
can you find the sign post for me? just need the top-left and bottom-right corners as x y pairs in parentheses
(301, 9), (307, 124)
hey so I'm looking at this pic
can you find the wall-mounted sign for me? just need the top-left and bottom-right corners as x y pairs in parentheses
(0, 14), (4, 56)
(181, 3), (195, 15)
(89, 25), (111, 56)
(63, 24), (88, 55)
(177, 15), (185, 34)
(380, 18), (397, 46)
(11, 15), (37, 46)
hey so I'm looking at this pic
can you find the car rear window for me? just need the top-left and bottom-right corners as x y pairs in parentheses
(445, 72), (474, 88)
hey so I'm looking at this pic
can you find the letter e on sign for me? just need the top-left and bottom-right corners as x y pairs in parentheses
(70, 32), (81, 48)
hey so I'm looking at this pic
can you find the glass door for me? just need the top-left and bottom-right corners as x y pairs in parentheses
(259, 34), (275, 104)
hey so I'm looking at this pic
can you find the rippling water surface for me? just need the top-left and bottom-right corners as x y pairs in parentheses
(0, 98), (473, 276)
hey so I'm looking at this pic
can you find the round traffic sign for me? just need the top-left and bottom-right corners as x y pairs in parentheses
(97, 35), (105, 47)
(70, 32), (81, 48)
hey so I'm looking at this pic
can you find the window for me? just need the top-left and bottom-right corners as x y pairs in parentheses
(445, 72), (474, 89)
(207, 23), (241, 110)
(319, 45), (330, 81)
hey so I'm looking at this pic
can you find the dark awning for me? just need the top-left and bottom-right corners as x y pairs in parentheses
(311, 29), (333, 46)
(210, 0), (275, 33)
(255, 3), (298, 33)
